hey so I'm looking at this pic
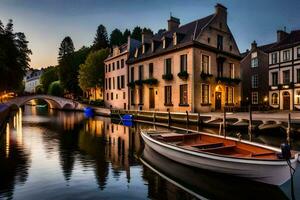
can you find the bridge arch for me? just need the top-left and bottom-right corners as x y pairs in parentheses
(7, 95), (84, 110)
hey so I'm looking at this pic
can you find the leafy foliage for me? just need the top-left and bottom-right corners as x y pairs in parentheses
(122, 29), (131, 44)
(78, 49), (109, 91)
(48, 81), (64, 97)
(58, 36), (74, 63)
(0, 19), (32, 92)
(58, 46), (91, 96)
(93, 24), (109, 50)
(131, 26), (142, 41)
(40, 66), (59, 93)
(177, 71), (189, 80)
(110, 29), (123, 46)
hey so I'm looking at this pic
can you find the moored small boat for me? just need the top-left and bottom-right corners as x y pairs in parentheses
(141, 130), (300, 185)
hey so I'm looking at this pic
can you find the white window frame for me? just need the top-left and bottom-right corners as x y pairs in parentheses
(251, 92), (258, 105)
(201, 54), (211, 74)
(283, 50), (290, 61)
(251, 74), (258, 88)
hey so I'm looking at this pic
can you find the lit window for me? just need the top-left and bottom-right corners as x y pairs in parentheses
(180, 84), (188, 105)
(272, 93), (278, 105)
(296, 91), (300, 104)
(201, 84), (209, 104)
(226, 87), (234, 104)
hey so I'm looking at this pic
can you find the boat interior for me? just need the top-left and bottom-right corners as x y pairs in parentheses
(148, 131), (287, 160)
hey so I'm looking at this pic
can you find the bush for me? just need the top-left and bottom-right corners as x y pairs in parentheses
(48, 81), (64, 97)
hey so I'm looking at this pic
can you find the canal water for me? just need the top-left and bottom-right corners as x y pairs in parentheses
(0, 106), (299, 200)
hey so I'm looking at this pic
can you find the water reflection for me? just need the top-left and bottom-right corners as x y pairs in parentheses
(0, 106), (299, 199)
(0, 109), (30, 200)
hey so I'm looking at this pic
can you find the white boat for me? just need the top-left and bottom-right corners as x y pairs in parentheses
(141, 130), (300, 185)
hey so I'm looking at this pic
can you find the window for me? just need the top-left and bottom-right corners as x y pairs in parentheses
(217, 35), (223, 50)
(116, 94), (118, 99)
(271, 53), (277, 64)
(283, 50), (290, 61)
(123, 92), (125, 99)
(207, 37), (210, 43)
(130, 67), (134, 82)
(113, 77), (115, 89)
(251, 74), (258, 88)
(111, 92), (113, 100)
(165, 58), (172, 74)
(272, 72), (278, 86)
(297, 69), (300, 83)
(105, 78), (107, 90)
(106, 93), (109, 100)
(272, 93), (278, 105)
(109, 64), (111, 72)
(296, 91), (300, 104)
(105, 65), (107, 73)
(121, 75), (125, 88)
(138, 65), (144, 80)
(117, 76), (120, 89)
(226, 87), (234, 104)
(131, 90), (135, 105)
(217, 60), (223, 77)
(283, 70), (290, 84)
(112, 62), (115, 71)
(121, 59), (125, 68)
(201, 84), (209, 104)
(180, 54), (187, 72)
(251, 57), (258, 68)
(149, 63), (153, 78)
(139, 88), (143, 104)
(109, 78), (111, 90)
(297, 47), (300, 58)
(180, 84), (188, 105)
(164, 86), (172, 105)
(251, 92), (258, 104)
(229, 63), (234, 78)
(117, 61), (120, 69)
(201, 55), (210, 73)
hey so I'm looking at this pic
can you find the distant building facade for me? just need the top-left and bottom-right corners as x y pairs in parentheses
(241, 41), (275, 107)
(268, 29), (300, 110)
(24, 68), (44, 93)
(104, 38), (140, 109)
(127, 4), (241, 112)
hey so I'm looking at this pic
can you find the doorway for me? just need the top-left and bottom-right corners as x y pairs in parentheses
(215, 92), (222, 110)
(149, 88), (155, 109)
(283, 92), (290, 110)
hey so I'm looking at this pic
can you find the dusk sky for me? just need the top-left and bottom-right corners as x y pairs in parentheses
(1, 0), (300, 68)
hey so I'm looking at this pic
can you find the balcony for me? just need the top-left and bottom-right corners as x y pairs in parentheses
(215, 76), (241, 85)
(200, 72), (213, 81)
(177, 71), (189, 80)
(162, 73), (173, 81)
(143, 78), (158, 85)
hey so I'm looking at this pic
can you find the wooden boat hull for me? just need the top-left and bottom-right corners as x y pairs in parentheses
(141, 131), (299, 186)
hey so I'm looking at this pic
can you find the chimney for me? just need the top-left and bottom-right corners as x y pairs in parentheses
(277, 30), (288, 42)
(215, 3), (227, 23)
(142, 30), (153, 44)
(251, 40), (257, 50)
(168, 16), (180, 31)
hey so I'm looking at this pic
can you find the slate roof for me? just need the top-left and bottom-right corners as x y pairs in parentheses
(267, 30), (300, 52)
(127, 14), (215, 63)
(241, 42), (276, 58)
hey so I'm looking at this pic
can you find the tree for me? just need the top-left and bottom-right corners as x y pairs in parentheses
(40, 66), (59, 93)
(0, 19), (31, 93)
(110, 29), (123, 46)
(78, 49), (109, 93)
(58, 36), (74, 62)
(93, 24), (109, 50)
(58, 46), (90, 97)
(48, 81), (64, 97)
(142, 27), (153, 35)
(122, 29), (131, 44)
(131, 26), (142, 41)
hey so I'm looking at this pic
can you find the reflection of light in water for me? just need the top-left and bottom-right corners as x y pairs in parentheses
(6, 122), (10, 158)
(31, 104), (36, 116)
(13, 115), (16, 128)
(17, 108), (23, 145)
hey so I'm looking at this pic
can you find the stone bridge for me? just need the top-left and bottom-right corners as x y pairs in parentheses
(5, 95), (85, 110)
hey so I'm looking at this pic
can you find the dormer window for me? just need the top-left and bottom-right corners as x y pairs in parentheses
(163, 38), (166, 49)
(173, 33), (177, 46)
(134, 48), (138, 58)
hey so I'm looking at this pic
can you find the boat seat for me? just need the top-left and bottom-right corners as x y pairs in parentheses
(202, 145), (236, 152)
(191, 142), (224, 149)
(251, 152), (276, 157)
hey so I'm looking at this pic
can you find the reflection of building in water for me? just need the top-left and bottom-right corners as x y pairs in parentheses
(0, 110), (30, 199)
(55, 111), (85, 131)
